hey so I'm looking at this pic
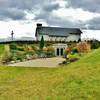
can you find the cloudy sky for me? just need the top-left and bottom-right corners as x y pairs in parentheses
(0, 0), (100, 40)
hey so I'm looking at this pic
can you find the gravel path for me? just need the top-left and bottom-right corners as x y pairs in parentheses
(8, 57), (65, 67)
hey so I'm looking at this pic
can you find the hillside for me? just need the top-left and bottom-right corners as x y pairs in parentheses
(0, 49), (100, 100)
(0, 44), (5, 62)
(0, 44), (4, 55)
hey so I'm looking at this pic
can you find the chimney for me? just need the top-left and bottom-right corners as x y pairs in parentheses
(37, 23), (42, 28)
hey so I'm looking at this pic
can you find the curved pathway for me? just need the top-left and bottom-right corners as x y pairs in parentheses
(8, 57), (65, 68)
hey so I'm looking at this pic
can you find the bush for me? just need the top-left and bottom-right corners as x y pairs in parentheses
(91, 42), (100, 49)
(31, 45), (39, 51)
(1, 50), (12, 64)
(10, 43), (24, 51)
(27, 50), (35, 55)
(10, 43), (17, 50)
(64, 48), (71, 55)
(46, 46), (55, 57)
(13, 52), (26, 61)
(16, 56), (22, 61)
(77, 42), (91, 53)
(17, 47), (24, 51)
(72, 48), (79, 54)
(24, 46), (34, 52)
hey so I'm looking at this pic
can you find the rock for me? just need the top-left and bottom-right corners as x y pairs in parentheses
(22, 59), (26, 62)
(15, 60), (21, 63)
(26, 54), (33, 60)
(10, 61), (15, 64)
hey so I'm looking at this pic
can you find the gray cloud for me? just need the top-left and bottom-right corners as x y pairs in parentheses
(0, 0), (59, 21)
(0, 1), (27, 20)
(34, 0), (100, 30)
(86, 17), (100, 30)
(0, 0), (100, 30)
(0, 0), (42, 10)
(35, 10), (100, 30)
(43, 3), (60, 12)
(0, 8), (26, 20)
(0, 0), (50, 21)
(34, 3), (60, 21)
(67, 0), (100, 13)
(35, 11), (85, 29)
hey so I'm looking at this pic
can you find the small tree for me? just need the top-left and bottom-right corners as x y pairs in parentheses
(40, 35), (44, 50)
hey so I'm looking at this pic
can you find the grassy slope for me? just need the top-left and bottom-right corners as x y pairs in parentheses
(0, 44), (4, 55)
(0, 44), (5, 62)
(0, 49), (100, 100)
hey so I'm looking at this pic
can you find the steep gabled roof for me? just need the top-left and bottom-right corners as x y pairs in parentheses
(35, 26), (82, 37)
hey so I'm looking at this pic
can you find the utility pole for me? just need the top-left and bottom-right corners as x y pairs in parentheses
(11, 30), (14, 41)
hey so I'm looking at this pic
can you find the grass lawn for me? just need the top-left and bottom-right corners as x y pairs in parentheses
(0, 44), (5, 62)
(0, 49), (100, 100)
(0, 44), (4, 55)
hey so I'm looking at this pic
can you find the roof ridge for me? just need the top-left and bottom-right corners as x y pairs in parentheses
(41, 26), (80, 30)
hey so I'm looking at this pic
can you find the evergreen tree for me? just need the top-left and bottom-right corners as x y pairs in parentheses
(40, 35), (44, 49)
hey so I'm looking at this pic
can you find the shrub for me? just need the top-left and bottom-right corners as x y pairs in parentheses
(31, 45), (39, 51)
(17, 47), (24, 51)
(1, 50), (12, 64)
(10, 43), (24, 51)
(10, 43), (17, 50)
(27, 50), (35, 55)
(16, 56), (22, 61)
(77, 42), (91, 53)
(46, 46), (55, 57)
(24, 46), (34, 52)
(64, 48), (71, 55)
(91, 42), (100, 49)
(13, 52), (26, 61)
(43, 47), (47, 54)
(72, 48), (79, 54)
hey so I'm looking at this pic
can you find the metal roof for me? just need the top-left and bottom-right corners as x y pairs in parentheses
(36, 26), (82, 37)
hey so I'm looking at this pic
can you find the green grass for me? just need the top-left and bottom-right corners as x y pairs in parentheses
(0, 44), (4, 55)
(0, 44), (5, 62)
(0, 49), (100, 100)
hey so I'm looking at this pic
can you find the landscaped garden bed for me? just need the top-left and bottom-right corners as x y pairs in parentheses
(0, 41), (99, 65)
(0, 42), (55, 64)
(59, 42), (92, 66)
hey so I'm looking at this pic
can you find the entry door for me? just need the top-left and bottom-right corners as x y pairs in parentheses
(57, 48), (59, 56)
(61, 48), (63, 56)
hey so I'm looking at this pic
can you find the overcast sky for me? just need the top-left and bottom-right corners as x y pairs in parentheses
(0, 0), (100, 40)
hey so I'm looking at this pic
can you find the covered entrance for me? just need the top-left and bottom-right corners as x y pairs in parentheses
(53, 43), (68, 56)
